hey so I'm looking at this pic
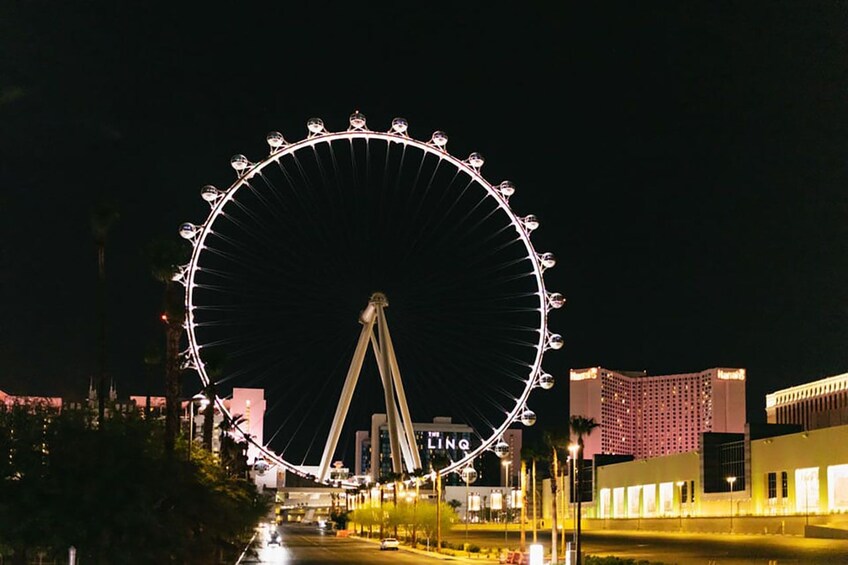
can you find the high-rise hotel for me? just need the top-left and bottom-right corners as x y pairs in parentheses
(570, 367), (746, 459)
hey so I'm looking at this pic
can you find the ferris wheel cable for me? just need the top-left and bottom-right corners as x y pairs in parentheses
(243, 174), (322, 253)
(272, 158), (341, 256)
(403, 154), (448, 238)
(402, 168), (464, 255)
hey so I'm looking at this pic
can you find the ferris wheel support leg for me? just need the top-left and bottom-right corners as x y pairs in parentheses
(374, 308), (404, 476)
(370, 333), (416, 474)
(317, 318), (375, 482)
(379, 313), (422, 472)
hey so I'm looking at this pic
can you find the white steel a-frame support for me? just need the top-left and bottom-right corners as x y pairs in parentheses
(317, 292), (421, 483)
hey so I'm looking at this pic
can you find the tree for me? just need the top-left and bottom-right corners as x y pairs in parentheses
(569, 416), (600, 565)
(0, 407), (269, 564)
(91, 201), (119, 426)
(542, 429), (567, 564)
(219, 413), (249, 477)
(145, 238), (190, 455)
(200, 349), (227, 452)
(521, 442), (548, 544)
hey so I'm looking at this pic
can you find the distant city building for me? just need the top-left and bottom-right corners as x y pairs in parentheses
(570, 367), (747, 459)
(357, 414), (478, 485)
(766, 371), (848, 431)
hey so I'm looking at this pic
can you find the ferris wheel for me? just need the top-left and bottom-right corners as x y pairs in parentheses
(175, 111), (565, 485)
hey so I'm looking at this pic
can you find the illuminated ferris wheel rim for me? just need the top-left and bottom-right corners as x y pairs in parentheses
(178, 113), (563, 484)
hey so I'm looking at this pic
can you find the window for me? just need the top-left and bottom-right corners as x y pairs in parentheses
(767, 472), (777, 499)
(781, 471), (788, 499)
(690, 480), (695, 502)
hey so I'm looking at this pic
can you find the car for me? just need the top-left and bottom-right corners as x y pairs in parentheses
(379, 538), (399, 551)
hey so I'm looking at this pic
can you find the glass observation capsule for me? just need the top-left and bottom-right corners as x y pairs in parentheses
(307, 117), (325, 134)
(467, 152), (485, 168)
(201, 185), (221, 202)
(179, 223), (198, 239)
(538, 372), (555, 390)
(349, 110), (366, 129)
(498, 180), (516, 198)
(520, 408), (537, 426)
(493, 439), (510, 458)
(548, 333), (564, 350)
(461, 465), (478, 484)
(523, 215), (540, 231)
(431, 130), (448, 147)
(391, 117), (409, 133)
(540, 252), (556, 269)
(266, 131), (286, 148)
(230, 154), (250, 171)
(548, 292), (566, 309)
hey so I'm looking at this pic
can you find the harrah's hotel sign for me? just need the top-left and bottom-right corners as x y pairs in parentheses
(426, 431), (472, 452)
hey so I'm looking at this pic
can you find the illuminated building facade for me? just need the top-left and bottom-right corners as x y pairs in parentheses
(357, 414), (477, 485)
(765, 371), (848, 430)
(570, 367), (747, 459)
(590, 423), (848, 532)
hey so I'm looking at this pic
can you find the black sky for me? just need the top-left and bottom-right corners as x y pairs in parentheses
(2, 2), (848, 438)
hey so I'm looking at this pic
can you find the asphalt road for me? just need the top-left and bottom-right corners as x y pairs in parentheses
(243, 523), (455, 564)
(243, 523), (848, 564)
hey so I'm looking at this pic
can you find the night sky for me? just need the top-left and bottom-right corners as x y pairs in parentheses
(2, 3), (848, 448)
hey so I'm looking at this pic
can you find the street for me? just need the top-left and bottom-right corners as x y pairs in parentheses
(242, 522), (848, 564)
(243, 523), (460, 564)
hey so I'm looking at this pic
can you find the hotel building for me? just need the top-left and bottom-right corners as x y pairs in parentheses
(570, 367), (747, 459)
(766, 371), (848, 431)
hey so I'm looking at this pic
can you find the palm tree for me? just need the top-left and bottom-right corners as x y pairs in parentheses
(200, 349), (227, 451)
(521, 442), (547, 544)
(91, 202), (119, 426)
(569, 416), (599, 565)
(145, 237), (190, 455)
(542, 429), (566, 564)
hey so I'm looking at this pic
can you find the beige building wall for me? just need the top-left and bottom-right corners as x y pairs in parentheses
(587, 425), (848, 521)
(766, 372), (848, 430)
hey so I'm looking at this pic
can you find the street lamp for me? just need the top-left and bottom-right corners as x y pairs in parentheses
(187, 392), (210, 461)
(503, 460), (511, 543)
(462, 465), (477, 550)
(726, 476), (737, 533)
(567, 443), (579, 561)
(676, 481), (685, 531)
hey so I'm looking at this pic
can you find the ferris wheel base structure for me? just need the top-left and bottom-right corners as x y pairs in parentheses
(318, 292), (421, 483)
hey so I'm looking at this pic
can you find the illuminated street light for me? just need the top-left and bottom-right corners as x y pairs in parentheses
(187, 392), (210, 462)
(503, 460), (511, 544)
(726, 476), (737, 533)
(567, 444), (580, 564)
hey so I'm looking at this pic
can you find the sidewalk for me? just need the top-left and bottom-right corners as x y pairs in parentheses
(351, 533), (501, 562)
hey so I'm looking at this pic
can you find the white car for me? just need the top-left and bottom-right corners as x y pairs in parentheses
(379, 538), (399, 551)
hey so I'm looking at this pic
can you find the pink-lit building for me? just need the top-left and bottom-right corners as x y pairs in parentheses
(570, 367), (746, 459)
(0, 390), (63, 411)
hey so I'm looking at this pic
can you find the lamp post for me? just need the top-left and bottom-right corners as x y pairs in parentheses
(676, 481), (685, 530)
(187, 392), (209, 461)
(463, 465), (477, 551)
(503, 460), (511, 544)
(726, 476), (737, 533)
(567, 443), (579, 562)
